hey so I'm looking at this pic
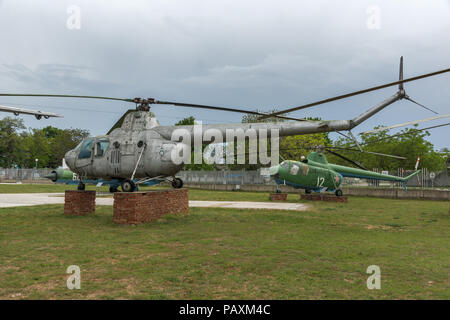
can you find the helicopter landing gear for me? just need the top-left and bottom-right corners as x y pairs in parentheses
(171, 178), (183, 189)
(77, 181), (85, 191)
(335, 189), (343, 197)
(109, 185), (119, 193)
(121, 179), (136, 192)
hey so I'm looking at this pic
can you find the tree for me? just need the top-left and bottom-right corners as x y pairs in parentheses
(20, 129), (51, 168)
(241, 109), (286, 124)
(0, 117), (25, 167)
(175, 116), (195, 126)
(279, 133), (330, 161)
(327, 125), (445, 171)
(0, 120), (89, 168)
(235, 113), (330, 169)
(47, 127), (89, 168)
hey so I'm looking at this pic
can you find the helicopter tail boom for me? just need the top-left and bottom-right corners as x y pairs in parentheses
(401, 169), (421, 182)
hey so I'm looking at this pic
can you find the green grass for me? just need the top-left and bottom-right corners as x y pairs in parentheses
(0, 196), (448, 299)
(0, 183), (110, 193)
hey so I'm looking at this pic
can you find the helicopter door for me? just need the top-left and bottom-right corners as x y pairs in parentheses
(109, 141), (121, 177)
(75, 138), (95, 177)
(92, 138), (110, 177)
(119, 141), (135, 176)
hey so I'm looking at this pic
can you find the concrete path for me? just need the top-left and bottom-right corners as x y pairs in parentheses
(189, 200), (307, 211)
(0, 193), (308, 211)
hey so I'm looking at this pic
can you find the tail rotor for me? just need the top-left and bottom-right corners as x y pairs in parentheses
(398, 56), (439, 114)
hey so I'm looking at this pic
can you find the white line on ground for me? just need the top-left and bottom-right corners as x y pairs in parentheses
(0, 193), (308, 211)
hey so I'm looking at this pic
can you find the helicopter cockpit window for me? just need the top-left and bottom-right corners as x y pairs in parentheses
(78, 139), (94, 159)
(280, 161), (290, 169)
(95, 139), (110, 157)
(73, 142), (83, 153)
(290, 164), (299, 175)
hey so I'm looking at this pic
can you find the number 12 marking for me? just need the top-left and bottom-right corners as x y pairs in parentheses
(317, 177), (325, 187)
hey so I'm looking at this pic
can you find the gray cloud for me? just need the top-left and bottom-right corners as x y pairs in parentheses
(0, 0), (449, 148)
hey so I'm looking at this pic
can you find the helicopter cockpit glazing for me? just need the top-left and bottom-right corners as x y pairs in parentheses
(94, 139), (110, 157)
(78, 139), (94, 159)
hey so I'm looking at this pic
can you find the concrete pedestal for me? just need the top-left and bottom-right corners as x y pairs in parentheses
(64, 190), (96, 215)
(270, 193), (288, 201)
(301, 194), (348, 203)
(113, 189), (189, 225)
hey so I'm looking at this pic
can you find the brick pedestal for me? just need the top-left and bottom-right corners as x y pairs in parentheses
(301, 194), (348, 203)
(113, 189), (189, 225)
(270, 193), (288, 201)
(64, 190), (96, 215)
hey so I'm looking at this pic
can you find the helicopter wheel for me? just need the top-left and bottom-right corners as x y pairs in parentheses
(77, 182), (85, 191)
(335, 189), (343, 197)
(121, 180), (136, 192)
(109, 185), (118, 193)
(171, 178), (183, 189)
(305, 189), (312, 194)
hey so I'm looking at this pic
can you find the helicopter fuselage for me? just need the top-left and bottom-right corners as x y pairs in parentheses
(269, 152), (422, 196)
(65, 130), (183, 181)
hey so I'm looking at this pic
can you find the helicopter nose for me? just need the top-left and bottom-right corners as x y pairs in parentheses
(269, 165), (280, 176)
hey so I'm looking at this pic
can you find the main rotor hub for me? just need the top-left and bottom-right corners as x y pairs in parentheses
(133, 97), (156, 111)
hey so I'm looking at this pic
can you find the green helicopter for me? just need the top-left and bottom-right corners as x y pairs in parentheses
(269, 151), (421, 196)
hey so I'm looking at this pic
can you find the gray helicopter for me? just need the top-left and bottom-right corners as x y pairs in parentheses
(1, 57), (448, 192)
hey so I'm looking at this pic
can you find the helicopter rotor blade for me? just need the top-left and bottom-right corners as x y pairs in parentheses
(360, 113), (450, 135)
(152, 100), (307, 121)
(324, 149), (368, 170)
(398, 56), (404, 91)
(324, 146), (406, 160)
(258, 65), (450, 120)
(404, 96), (439, 114)
(0, 104), (62, 118)
(0, 93), (134, 103)
(0, 93), (307, 121)
(358, 122), (450, 147)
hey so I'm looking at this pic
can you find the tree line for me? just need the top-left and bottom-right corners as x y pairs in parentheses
(178, 114), (448, 172)
(0, 115), (447, 171)
(0, 117), (89, 168)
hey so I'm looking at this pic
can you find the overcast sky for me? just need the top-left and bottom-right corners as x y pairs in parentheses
(0, 0), (449, 149)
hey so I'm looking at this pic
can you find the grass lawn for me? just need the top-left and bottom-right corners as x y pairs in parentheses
(0, 195), (448, 299)
(0, 183), (111, 193)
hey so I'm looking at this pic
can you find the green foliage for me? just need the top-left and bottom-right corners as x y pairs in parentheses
(0, 118), (89, 168)
(328, 125), (445, 171)
(175, 116), (195, 126)
(238, 113), (330, 169)
(280, 132), (330, 161)
(0, 117), (25, 167)
(241, 109), (286, 124)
